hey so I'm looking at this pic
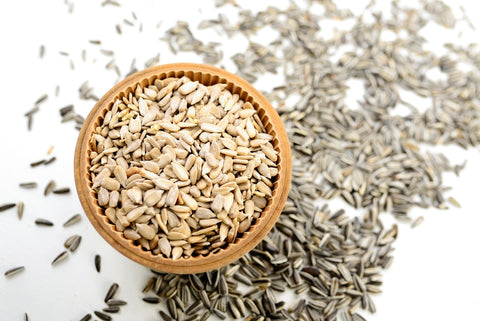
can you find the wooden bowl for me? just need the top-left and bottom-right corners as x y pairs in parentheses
(74, 63), (291, 274)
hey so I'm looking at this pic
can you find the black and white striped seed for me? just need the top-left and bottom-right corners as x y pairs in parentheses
(51, 251), (68, 266)
(0, 203), (15, 212)
(35, 218), (54, 226)
(104, 283), (119, 303)
(4, 266), (25, 277)
(63, 214), (81, 227)
(94, 311), (112, 321)
(53, 187), (70, 194)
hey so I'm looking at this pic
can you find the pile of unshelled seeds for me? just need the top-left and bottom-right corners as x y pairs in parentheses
(3, 0), (480, 320)
(90, 77), (278, 259)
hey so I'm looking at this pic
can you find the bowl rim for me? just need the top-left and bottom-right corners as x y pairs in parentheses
(74, 62), (292, 274)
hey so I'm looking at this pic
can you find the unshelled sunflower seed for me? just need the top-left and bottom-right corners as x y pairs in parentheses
(63, 214), (81, 227)
(95, 254), (101, 272)
(0, 203), (15, 212)
(51, 251), (68, 265)
(4, 266), (25, 277)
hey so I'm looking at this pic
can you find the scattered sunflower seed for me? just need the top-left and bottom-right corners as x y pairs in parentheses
(102, 306), (119, 313)
(94, 311), (112, 321)
(53, 187), (70, 194)
(104, 283), (119, 303)
(0, 203), (15, 212)
(79, 314), (92, 321)
(448, 197), (461, 208)
(4, 266), (25, 277)
(411, 216), (425, 229)
(19, 182), (37, 189)
(39, 45), (45, 58)
(44, 157), (57, 165)
(35, 94), (48, 105)
(30, 159), (46, 167)
(90, 76), (278, 259)
(106, 299), (127, 307)
(17, 201), (24, 220)
(35, 218), (54, 226)
(60, 105), (74, 116)
(69, 235), (82, 252)
(142, 297), (160, 304)
(63, 214), (81, 227)
(44, 180), (56, 196)
(51, 250), (68, 266)
(95, 254), (101, 273)
(64, 234), (80, 249)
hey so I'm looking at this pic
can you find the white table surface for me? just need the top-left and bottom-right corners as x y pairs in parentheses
(1, 0), (479, 320)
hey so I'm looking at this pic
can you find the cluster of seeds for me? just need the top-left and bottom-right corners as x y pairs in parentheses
(79, 283), (128, 321)
(141, 202), (395, 321)
(89, 76), (278, 259)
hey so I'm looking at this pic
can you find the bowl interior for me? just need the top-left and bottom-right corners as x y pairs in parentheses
(75, 63), (291, 273)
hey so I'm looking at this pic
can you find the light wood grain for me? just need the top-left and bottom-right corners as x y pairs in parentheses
(74, 63), (292, 274)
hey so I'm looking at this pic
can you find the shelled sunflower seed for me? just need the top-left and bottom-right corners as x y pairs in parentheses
(143, 200), (395, 321)
(89, 76), (278, 259)
(103, 306), (120, 313)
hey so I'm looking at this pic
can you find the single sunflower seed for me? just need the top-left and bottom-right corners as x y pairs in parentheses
(63, 214), (81, 227)
(51, 251), (68, 266)
(35, 218), (54, 226)
(95, 254), (101, 273)
(0, 203), (15, 212)
(4, 266), (25, 277)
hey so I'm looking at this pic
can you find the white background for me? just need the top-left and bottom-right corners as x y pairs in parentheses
(0, 0), (479, 320)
